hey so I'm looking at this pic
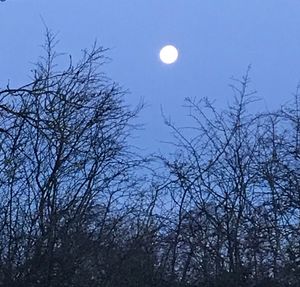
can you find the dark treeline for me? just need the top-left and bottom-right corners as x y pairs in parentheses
(0, 33), (299, 287)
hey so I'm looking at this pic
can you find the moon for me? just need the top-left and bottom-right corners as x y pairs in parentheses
(159, 45), (179, 64)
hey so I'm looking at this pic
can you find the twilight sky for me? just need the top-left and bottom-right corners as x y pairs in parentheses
(1, 0), (300, 152)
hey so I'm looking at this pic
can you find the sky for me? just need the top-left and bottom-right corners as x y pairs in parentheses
(1, 0), (300, 153)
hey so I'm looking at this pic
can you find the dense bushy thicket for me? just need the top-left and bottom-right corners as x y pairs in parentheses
(0, 33), (299, 287)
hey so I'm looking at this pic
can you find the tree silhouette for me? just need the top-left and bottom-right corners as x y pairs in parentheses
(0, 31), (300, 287)
(0, 30), (144, 286)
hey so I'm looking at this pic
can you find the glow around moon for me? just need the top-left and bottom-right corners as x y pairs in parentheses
(159, 45), (179, 64)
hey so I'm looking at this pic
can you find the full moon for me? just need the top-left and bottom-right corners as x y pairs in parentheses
(159, 45), (179, 64)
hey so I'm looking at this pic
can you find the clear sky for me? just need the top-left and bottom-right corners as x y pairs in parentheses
(1, 0), (300, 152)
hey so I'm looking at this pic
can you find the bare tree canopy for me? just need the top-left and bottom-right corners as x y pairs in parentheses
(0, 32), (299, 287)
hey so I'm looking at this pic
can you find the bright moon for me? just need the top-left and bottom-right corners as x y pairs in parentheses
(159, 45), (179, 64)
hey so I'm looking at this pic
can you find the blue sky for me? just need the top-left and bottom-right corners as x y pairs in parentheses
(1, 0), (300, 152)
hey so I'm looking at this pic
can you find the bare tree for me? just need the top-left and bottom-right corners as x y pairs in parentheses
(0, 30), (143, 286)
(158, 70), (300, 286)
